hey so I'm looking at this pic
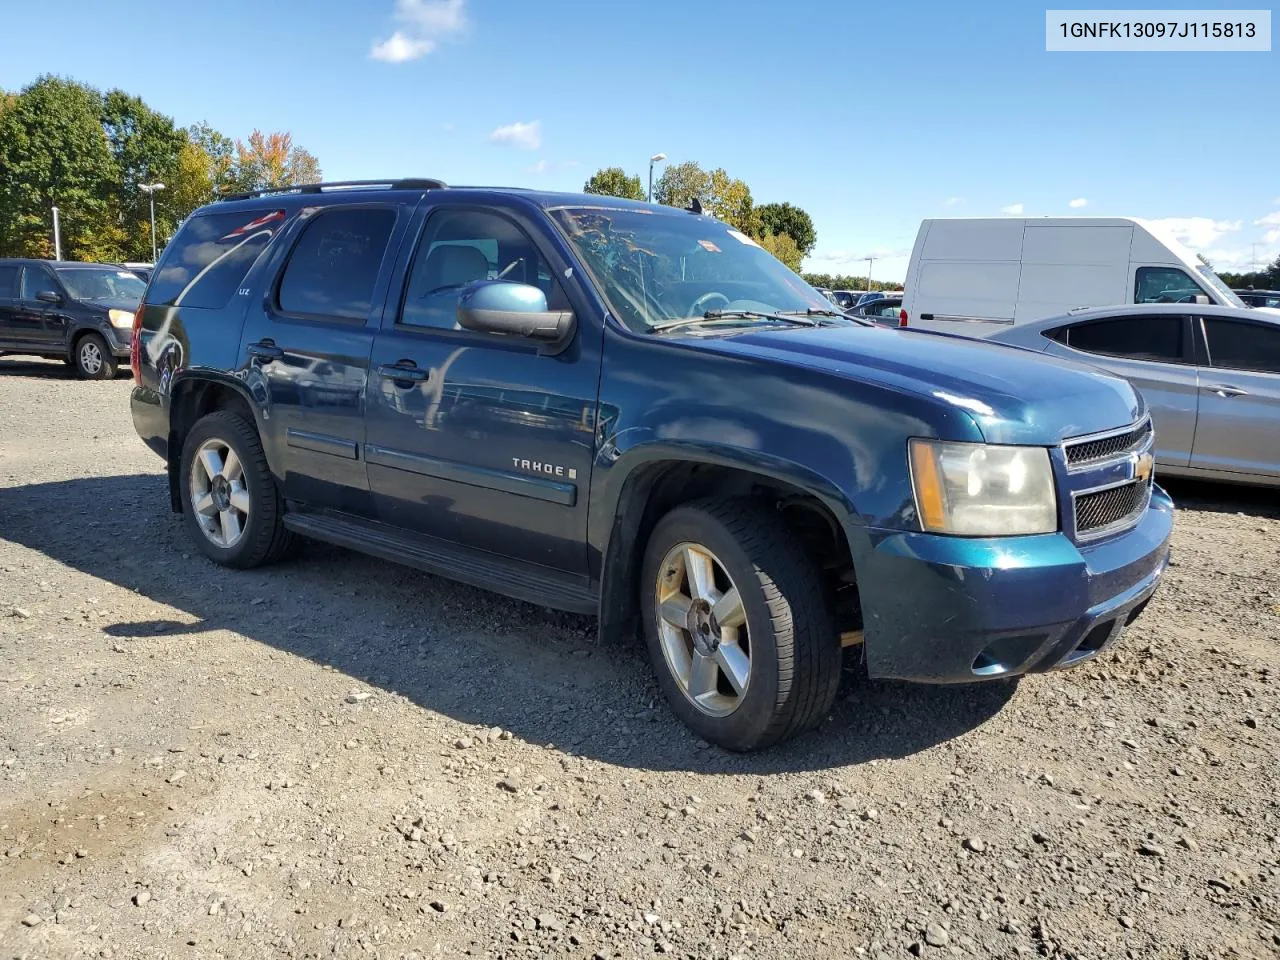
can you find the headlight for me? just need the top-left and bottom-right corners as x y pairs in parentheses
(909, 439), (1057, 536)
(108, 309), (135, 328)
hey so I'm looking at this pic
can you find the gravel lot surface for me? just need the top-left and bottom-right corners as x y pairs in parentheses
(1, 358), (1277, 960)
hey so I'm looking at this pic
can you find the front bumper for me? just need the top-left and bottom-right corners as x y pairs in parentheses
(853, 484), (1173, 683)
(106, 326), (133, 358)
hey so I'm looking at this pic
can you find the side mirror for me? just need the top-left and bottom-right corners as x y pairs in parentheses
(456, 281), (575, 347)
(1193, 294), (1210, 305)
(36, 290), (62, 304)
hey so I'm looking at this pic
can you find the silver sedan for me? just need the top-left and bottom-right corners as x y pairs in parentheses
(988, 304), (1280, 487)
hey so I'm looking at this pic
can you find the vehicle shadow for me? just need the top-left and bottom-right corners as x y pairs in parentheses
(0, 357), (77, 379)
(1161, 477), (1280, 520)
(0, 473), (1017, 774)
(0, 357), (130, 380)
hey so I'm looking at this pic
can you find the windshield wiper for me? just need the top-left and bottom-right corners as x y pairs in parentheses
(776, 307), (873, 327)
(649, 310), (819, 334)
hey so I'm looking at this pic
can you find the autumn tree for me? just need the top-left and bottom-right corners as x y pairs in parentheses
(230, 130), (321, 193)
(757, 230), (803, 273)
(757, 202), (816, 257)
(583, 167), (645, 201)
(0, 75), (116, 260)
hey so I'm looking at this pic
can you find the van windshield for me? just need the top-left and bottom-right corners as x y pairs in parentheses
(1196, 265), (1246, 308)
(551, 207), (838, 332)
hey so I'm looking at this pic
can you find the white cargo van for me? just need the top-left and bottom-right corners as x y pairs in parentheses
(899, 217), (1252, 335)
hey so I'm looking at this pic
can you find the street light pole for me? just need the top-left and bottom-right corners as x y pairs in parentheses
(51, 206), (61, 260)
(648, 152), (666, 203)
(140, 183), (166, 262)
(865, 256), (876, 292)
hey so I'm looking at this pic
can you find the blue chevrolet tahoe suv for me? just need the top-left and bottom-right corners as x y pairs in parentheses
(129, 179), (1174, 751)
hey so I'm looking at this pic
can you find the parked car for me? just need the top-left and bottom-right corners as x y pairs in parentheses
(900, 217), (1260, 333)
(855, 296), (904, 325)
(854, 291), (885, 308)
(989, 303), (1279, 486)
(0, 258), (144, 378)
(123, 262), (154, 283)
(830, 290), (859, 310)
(1234, 288), (1280, 309)
(130, 178), (1172, 751)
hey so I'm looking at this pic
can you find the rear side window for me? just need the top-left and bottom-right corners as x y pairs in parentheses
(1065, 315), (1185, 362)
(1203, 318), (1280, 374)
(0, 265), (17, 298)
(148, 210), (286, 309)
(277, 207), (396, 321)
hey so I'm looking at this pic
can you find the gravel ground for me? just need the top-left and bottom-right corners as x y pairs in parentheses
(0, 357), (1277, 960)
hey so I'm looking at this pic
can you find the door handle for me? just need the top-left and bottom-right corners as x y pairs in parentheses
(377, 361), (430, 385)
(247, 340), (284, 361)
(1205, 384), (1248, 398)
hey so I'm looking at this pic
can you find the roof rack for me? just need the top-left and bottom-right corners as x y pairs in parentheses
(217, 178), (447, 202)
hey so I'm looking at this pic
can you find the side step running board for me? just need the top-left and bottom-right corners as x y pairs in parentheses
(283, 512), (598, 615)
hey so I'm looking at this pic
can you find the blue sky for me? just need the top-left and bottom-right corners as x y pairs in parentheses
(3, 0), (1277, 280)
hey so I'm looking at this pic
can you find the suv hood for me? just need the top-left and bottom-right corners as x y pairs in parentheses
(87, 296), (141, 313)
(694, 325), (1143, 445)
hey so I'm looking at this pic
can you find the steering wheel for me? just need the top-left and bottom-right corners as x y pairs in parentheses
(689, 291), (731, 316)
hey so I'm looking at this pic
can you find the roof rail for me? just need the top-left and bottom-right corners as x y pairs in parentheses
(217, 178), (447, 202)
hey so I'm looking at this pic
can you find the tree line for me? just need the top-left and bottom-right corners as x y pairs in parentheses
(583, 163), (816, 273)
(0, 75), (322, 263)
(1217, 256), (1280, 291)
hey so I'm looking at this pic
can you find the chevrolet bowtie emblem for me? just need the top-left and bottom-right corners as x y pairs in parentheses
(1133, 452), (1154, 483)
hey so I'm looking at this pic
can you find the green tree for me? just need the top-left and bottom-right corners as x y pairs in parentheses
(758, 230), (802, 272)
(582, 166), (645, 201)
(189, 121), (237, 194)
(0, 75), (116, 260)
(167, 140), (216, 222)
(757, 202), (816, 256)
(101, 90), (188, 260)
(654, 161), (757, 233)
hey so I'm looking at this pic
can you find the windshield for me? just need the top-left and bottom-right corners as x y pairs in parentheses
(551, 207), (839, 332)
(1196, 265), (1246, 308)
(55, 267), (146, 302)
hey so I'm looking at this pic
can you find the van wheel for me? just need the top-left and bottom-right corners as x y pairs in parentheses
(178, 411), (295, 569)
(73, 333), (117, 379)
(640, 498), (841, 752)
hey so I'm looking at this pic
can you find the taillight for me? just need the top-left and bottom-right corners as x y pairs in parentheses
(130, 305), (144, 384)
(898, 309), (909, 327)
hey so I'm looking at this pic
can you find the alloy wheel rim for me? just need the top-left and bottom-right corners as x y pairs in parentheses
(654, 541), (750, 717)
(190, 438), (250, 548)
(81, 342), (102, 374)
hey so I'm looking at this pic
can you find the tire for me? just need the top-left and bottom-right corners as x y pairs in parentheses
(73, 333), (117, 380)
(178, 411), (296, 569)
(640, 498), (841, 752)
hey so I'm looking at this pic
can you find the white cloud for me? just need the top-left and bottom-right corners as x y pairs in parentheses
(1000, 203), (1024, 215)
(1068, 197), (1088, 208)
(942, 197), (964, 207)
(1143, 216), (1242, 251)
(526, 159), (549, 175)
(370, 0), (467, 63)
(489, 120), (541, 150)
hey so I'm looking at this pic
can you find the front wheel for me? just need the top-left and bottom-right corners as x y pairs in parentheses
(640, 498), (841, 751)
(73, 333), (117, 379)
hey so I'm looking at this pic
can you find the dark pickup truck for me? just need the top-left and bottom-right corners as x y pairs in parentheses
(130, 179), (1173, 751)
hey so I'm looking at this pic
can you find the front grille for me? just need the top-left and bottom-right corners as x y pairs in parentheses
(1074, 480), (1149, 535)
(1065, 420), (1152, 467)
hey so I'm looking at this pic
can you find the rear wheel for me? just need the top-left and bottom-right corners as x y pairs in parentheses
(179, 411), (295, 569)
(640, 498), (841, 751)
(73, 333), (117, 379)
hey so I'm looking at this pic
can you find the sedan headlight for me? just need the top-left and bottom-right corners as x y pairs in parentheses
(108, 309), (135, 328)
(909, 439), (1057, 536)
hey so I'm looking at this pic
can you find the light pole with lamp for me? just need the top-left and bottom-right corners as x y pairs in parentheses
(864, 256), (876, 293)
(140, 183), (166, 263)
(648, 152), (666, 203)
